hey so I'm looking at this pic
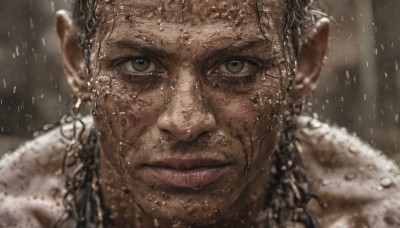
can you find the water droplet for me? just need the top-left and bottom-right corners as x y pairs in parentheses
(29, 18), (34, 29)
(348, 146), (358, 154)
(153, 218), (160, 227)
(321, 179), (330, 185)
(308, 119), (321, 129)
(345, 173), (357, 181)
(380, 178), (393, 188)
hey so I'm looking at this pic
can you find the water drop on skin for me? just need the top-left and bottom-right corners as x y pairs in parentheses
(344, 173), (357, 181)
(153, 218), (160, 227)
(380, 177), (393, 188)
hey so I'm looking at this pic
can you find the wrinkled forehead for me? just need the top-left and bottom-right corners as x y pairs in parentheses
(96, 0), (287, 29)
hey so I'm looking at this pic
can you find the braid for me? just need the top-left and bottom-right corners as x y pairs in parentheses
(262, 109), (320, 227)
(55, 99), (105, 227)
(259, 0), (325, 227)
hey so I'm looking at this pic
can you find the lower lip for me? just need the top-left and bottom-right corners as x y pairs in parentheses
(146, 166), (229, 189)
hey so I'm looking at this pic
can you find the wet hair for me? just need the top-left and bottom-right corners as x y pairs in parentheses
(60, 0), (325, 227)
(71, 0), (323, 67)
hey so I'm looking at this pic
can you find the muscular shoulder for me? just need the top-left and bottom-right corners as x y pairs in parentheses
(296, 116), (400, 227)
(0, 117), (93, 227)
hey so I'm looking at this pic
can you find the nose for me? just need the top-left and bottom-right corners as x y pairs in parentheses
(157, 74), (216, 142)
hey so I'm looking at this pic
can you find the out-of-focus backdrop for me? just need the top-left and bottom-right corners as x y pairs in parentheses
(0, 0), (399, 161)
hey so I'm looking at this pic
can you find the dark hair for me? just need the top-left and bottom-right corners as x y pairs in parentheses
(62, 0), (325, 227)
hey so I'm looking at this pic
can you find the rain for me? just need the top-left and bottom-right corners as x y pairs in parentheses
(0, 0), (399, 227)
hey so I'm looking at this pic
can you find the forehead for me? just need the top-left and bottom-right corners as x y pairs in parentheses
(93, 0), (288, 58)
(96, 0), (287, 30)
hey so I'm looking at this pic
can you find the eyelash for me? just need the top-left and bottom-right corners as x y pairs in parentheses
(111, 57), (166, 82)
(109, 56), (263, 84)
(208, 58), (262, 83)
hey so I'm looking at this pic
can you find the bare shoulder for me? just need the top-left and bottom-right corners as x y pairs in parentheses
(296, 116), (400, 227)
(0, 117), (92, 227)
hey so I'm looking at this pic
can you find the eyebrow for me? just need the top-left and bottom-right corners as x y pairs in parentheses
(104, 40), (170, 58)
(104, 37), (270, 59)
(205, 37), (271, 60)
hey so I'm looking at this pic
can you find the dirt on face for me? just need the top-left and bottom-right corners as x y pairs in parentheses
(87, 0), (290, 226)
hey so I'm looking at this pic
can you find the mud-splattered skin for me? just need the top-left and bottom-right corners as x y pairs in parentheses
(1, 0), (400, 227)
(88, 0), (286, 226)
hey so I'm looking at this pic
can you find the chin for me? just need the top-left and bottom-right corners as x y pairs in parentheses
(132, 171), (266, 227)
(139, 194), (238, 226)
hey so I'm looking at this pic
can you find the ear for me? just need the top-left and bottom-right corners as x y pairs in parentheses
(56, 10), (90, 101)
(289, 18), (330, 105)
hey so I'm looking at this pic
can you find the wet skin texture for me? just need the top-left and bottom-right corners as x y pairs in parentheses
(1, 0), (400, 227)
(87, 0), (286, 226)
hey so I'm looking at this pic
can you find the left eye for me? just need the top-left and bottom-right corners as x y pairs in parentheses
(218, 59), (257, 76)
(123, 57), (157, 73)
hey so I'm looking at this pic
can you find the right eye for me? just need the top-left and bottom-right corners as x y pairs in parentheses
(218, 59), (256, 76)
(123, 57), (157, 73)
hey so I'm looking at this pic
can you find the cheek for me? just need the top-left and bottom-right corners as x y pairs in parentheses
(207, 86), (281, 135)
(91, 76), (165, 143)
(205, 82), (282, 167)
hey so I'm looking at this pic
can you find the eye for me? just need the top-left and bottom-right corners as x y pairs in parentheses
(222, 60), (245, 73)
(217, 59), (258, 77)
(123, 57), (157, 73)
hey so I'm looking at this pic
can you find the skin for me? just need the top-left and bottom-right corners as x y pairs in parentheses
(93, 0), (283, 226)
(60, 0), (317, 227)
(1, 0), (399, 227)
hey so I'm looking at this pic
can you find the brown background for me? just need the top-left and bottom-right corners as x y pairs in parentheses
(0, 0), (399, 161)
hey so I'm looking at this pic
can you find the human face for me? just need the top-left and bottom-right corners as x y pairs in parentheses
(89, 0), (287, 225)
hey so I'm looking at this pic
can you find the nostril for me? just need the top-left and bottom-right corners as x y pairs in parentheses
(157, 94), (217, 142)
(159, 128), (172, 136)
(157, 112), (216, 142)
(197, 131), (211, 139)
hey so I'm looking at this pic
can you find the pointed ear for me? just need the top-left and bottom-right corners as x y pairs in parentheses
(289, 18), (330, 105)
(56, 10), (90, 101)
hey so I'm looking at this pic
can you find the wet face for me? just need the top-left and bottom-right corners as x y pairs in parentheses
(88, 0), (288, 225)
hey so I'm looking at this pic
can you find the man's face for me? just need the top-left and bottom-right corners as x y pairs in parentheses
(88, 0), (288, 224)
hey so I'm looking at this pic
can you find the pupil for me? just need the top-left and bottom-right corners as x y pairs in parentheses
(226, 60), (244, 73)
(132, 58), (150, 72)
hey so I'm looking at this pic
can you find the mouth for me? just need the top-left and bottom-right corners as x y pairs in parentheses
(143, 158), (232, 189)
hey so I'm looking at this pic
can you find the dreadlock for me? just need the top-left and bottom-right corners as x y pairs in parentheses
(60, 0), (326, 227)
(257, 0), (325, 227)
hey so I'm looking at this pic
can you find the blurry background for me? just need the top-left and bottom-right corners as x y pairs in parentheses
(0, 0), (399, 161)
